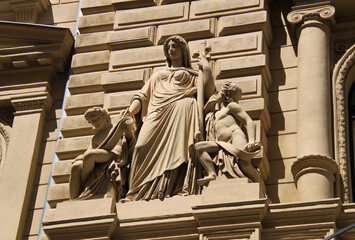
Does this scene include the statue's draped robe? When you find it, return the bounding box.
[126,68,201,201]
[77,117,135,200]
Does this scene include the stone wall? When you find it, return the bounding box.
[266,1,298,203]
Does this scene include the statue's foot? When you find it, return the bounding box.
[197,175,216,186]
[119,198,131,203]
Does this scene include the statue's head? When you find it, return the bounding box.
[163,35,192,68]
[84,107,111,129]
[221,82,242,103]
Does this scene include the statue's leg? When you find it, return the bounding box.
[69,160,83,200]
[81,149,116,182]
[195,141,219,185]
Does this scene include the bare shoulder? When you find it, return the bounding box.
[227,102,242,112]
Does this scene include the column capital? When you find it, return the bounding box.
[287,5,335,27]
[11,92,53,115]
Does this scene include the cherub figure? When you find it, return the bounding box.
[69,107,135,201]
[195,82,262,186]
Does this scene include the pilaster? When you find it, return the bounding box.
[0,92,52,240]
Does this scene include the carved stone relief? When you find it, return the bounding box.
[0,122,9,167]
[69,35,264,202]
[333,43,355,202]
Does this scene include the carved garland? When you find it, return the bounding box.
[334,44,355,203]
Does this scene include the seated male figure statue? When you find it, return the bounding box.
[70,107,135,200]
[195,82,262,186]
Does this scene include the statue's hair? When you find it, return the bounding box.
[84,107,110,124]
[163,35,192,68]
[221,81,242,103]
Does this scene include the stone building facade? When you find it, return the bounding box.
[0,0,355,239]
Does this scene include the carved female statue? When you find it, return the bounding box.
[123,35,215,201]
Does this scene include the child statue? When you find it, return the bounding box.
[195,81,262,186]
[69,107,135,201]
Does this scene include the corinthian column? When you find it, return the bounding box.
[287,5,338,201]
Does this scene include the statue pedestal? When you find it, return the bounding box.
[114,179,268,239]
[42,198,117,240]
[201,178,265,204]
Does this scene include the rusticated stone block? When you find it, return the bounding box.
[104,92,137,111]
[215,75,268,104]
[68,71,105,95]
[268,133,297,160]
[239,97,270,131]
[267,158,297,184]
[64,92,104,116]
[189,32,262,60]
[110,46,165,71]
[190,0,264,19]
[215,54,271,88]
[52,160,72,184]
[75,31,110,53]
[61,115,94,138]
[101,68,150,92]
[71,50,110,74]
[112,0,157,10]
[108,26,155,50]
[81,0,114,15]
[47,183,69,208]
[56,136,92,160]
[160,0,186,3]
[114,3,189,29]
[218,11,272,45]
[270,67,297,92]
[269,88,297,114]
[156,19,216,44]
[78,12,115,34]
[269,46,297,70]
[269,111,297,136]
[52,2,79,23]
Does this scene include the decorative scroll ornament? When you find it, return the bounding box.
[333,44,355,203]
[287,5,335,25]
[0,122,10,166]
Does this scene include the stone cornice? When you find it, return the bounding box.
[287,5,335,26]
[0,21,74,73]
